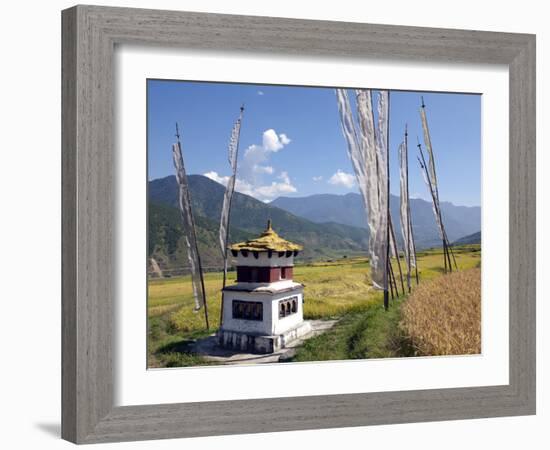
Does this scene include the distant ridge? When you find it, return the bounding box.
[453,231,481,245]
[271,192,481,248]
[148,175,370,272]
[147,175,481,274]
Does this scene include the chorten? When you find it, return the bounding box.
[217,220,311,353]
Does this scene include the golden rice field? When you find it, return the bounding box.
[147,245,481,367]
[400,267,481,356]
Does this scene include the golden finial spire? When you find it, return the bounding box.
[266,219,272,231]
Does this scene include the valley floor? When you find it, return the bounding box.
[147,245,481,368]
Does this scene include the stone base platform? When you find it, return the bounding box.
[188,320,337,364]
[217,321,312,354]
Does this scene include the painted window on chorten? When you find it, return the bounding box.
[232,300,263,321]
[279,296,299,318]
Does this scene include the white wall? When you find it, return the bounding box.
[0,1,547,449]
[222,290,303,335]
[272,292,303,335]
[222,292,275,335]
[234,251,295,267]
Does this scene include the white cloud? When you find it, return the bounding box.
[204,171,259,197]
[262,129,290,152]
[205,169,296,202]
[239,171,296,202]
[279,133,291,145]
[328,170,356,189]
[253,165,274,174]
[312,175,323,182]
[243,144,264,161]
[242,130,291,177]
[204,171,229,186]
[234,179,255,196]
[257,90,264,96]
[243,129,291,166]
[254,175,297,201]
[410,192,429,201]
[205,129,295,202]
[278,171,291,184]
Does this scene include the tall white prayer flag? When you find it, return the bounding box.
[420,103,438,201]
[375,91,390,289]
[336,88,389,290]
[219,107,244,258]
[398,136,416,282]
[172,139,206,312]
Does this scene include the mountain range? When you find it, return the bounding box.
[149,175,369,273]
[452,231,481,245]
[148,175,481,274]
[271,192,481,248]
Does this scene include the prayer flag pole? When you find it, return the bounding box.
[219,105,245,327]
[172,123,209,329]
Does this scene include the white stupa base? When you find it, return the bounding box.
[217,321,312,354]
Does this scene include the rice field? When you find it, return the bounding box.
[400,267,481,356]
[147,245,481,367]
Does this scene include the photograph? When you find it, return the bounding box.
[146,80,482,368]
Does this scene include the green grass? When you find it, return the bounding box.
[290,297,414,362]
[148,245,481,367]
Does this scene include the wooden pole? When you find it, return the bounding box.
[442,227,459,270]
[186,191,209,329]
[417,143,451,276]
[384,91,391,309]
[384,203,391,307]
[449,244,458,270]
[387,252,398,300]
[389,215,405,296]
[443,240,449,273]
[370,91,389,310]
[387,259,392,300]
[404,125,419,289]
[219,105,245,328]
[403,124,411,292]
[384,241,390,307]
[197,256,209,330]
[411,232,420,285]
[176,123,209,330]
[222,104,245,289]
[419,98,458,273]
[390,258,399,299]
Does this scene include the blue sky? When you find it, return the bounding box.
[148,80,481,207]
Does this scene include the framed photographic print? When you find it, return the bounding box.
[145,80,483,368]
[62,5,536,444]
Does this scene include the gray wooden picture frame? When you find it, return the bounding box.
[61,5,536,444]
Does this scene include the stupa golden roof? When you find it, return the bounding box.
[230,220,303,252]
